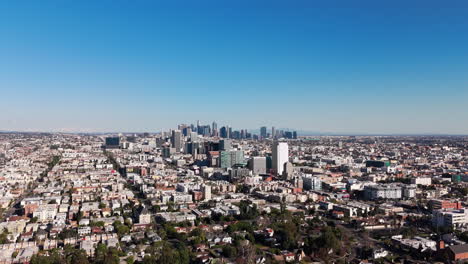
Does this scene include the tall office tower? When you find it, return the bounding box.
[182,126,191,137]
[186,142,201,156]
[171,130,183,151]
[220,126,228,138]
[178,124,189,131]
[228,126,232,139]
[240,129,246,139]
[219,150,244,168]
[202,184,211,201]
[283,162,294,180]
[162,147,176,158]
[260,126,267,139]
[212,121,218,136]
[272,141,288,175]
[219,139,231,151]
[232,131,240,139]
[272,127,276,139]
[197,120,202,134]
[184,142,192,155]
[199,125,210,137]
[292,131,297,139]
[248,157,267,175]
[190,132,198,142]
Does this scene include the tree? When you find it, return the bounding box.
[162,223,186,241]
[304,226,342,257]
[189,228,206,245]
[91,221,105,228]
[151,241,190,264]
[319,226,341,251]
[0,230,9,244]
[30,254,55,264]
[103,247,120,264]
[172,241,190,264]
[236,240,256,264]
[142,255,157,264]
[113,220,130,237]
[402,226,417,238]
[75,211,83,222]
[94,243,108,264]
[459,231,468,243]
[222,245,237,258]
[125,256,135,264]
[151,205,161,213]
[30,249,64,264]
[59,228,78,240]
[273,218,299,250]
[69,250,90,264]
[226,221,255,234]
[238,200,259,220]
[94,244,120,264]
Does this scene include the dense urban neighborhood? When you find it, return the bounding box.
[0,126,467,264]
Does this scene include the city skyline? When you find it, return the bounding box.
[2,126,467,136]
[1,1,468,134]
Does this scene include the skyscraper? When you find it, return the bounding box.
[240,129,246,139]
[249,156,267,175]
[219,150,244,168]
[283,162,294,180]
[260,126,267,139]
[212,121,218,136]
[190,132,198,142]
[182,126,191,137]
[272,127,276,139]
[219,139,231,151]
[202,184,211,201]
[202,125,211,137]
[220,126,228,138]
[196,120,202,134]
[171,130,183,151]
[272,141,288,175]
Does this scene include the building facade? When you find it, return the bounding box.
[272,141,288,175]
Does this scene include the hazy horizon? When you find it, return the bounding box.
[1,127,467,137]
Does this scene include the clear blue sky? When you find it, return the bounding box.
[0,1,467,134]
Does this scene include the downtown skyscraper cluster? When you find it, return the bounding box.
[176,121,298,141]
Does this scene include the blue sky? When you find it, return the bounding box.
[0,1,467,134]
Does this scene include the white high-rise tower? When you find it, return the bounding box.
[272,141,288,175]
[202,184,211,201]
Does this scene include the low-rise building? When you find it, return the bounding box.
[432,209,468,228]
